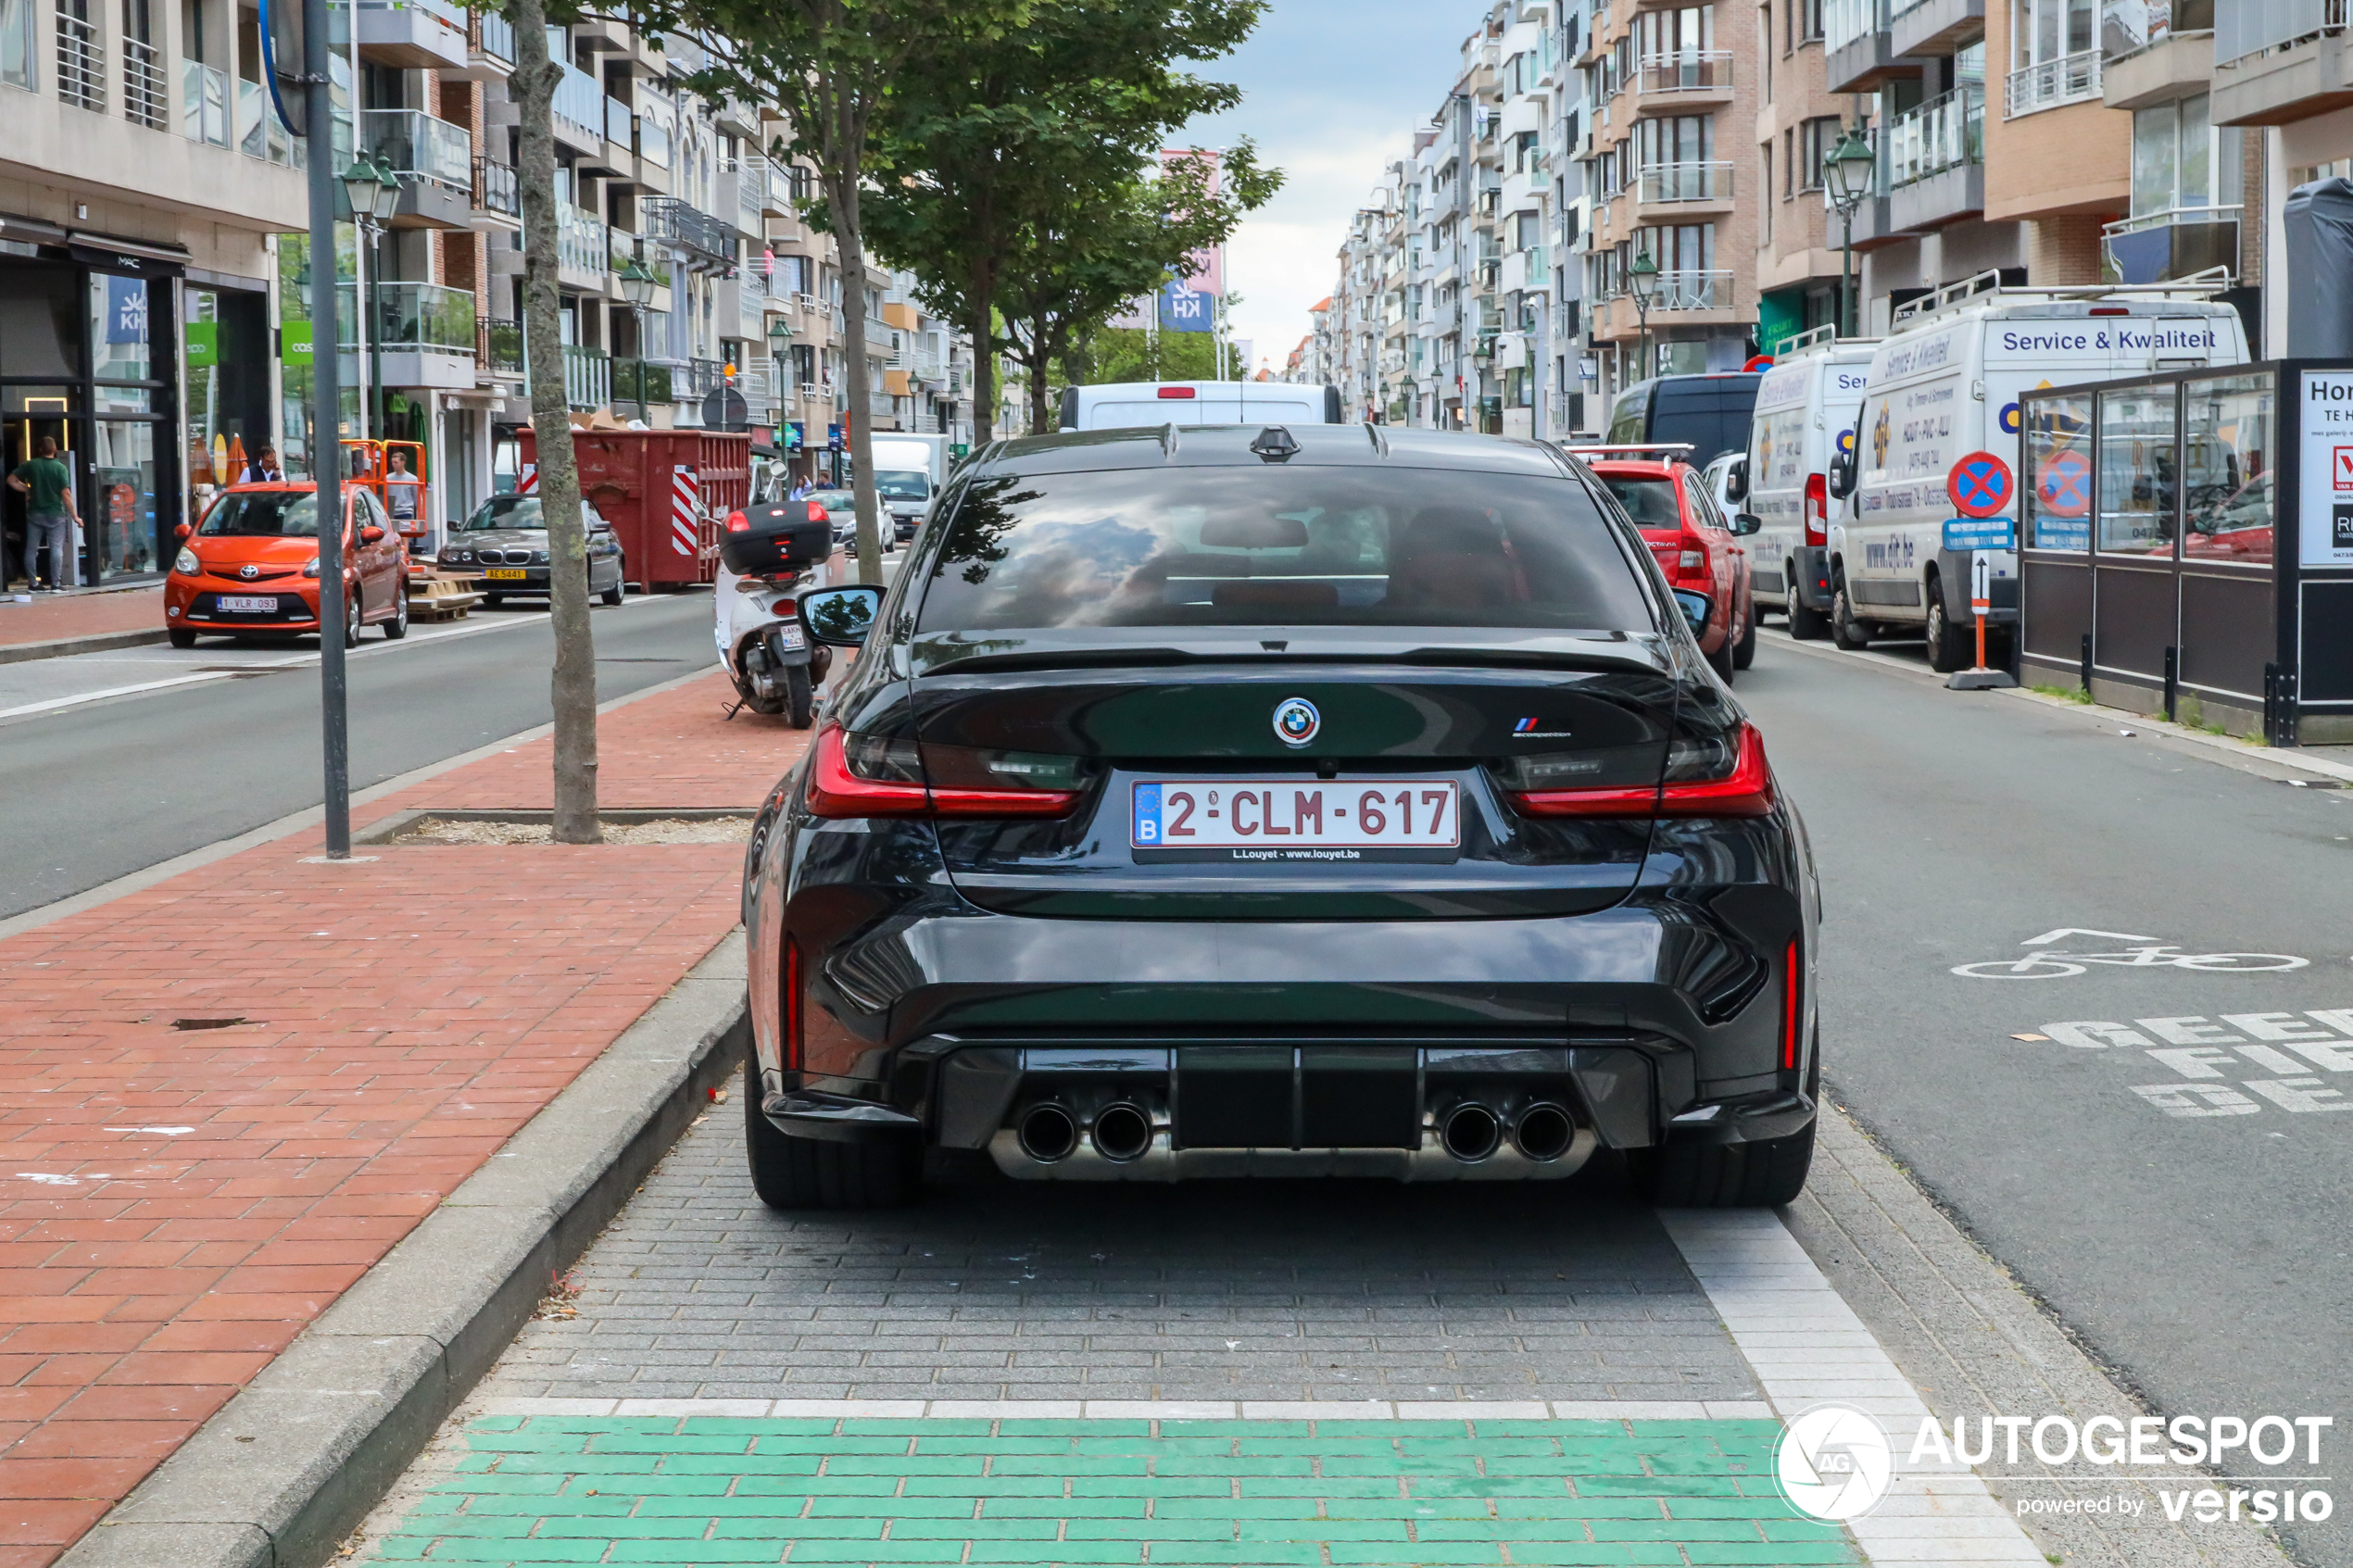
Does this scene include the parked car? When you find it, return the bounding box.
[1579,447,1757,683]
[739,422,1819,1212]
[437,495,626,607]
[1832,269,2247,668]
[1605,372,1763,465]
[165,482,409,647]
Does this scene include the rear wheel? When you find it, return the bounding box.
[1830,582,1871,650]
[1923,583,1971,672]
[783,665,814,729]
[1786,562,1830,640]
[599,562,623,607]
[168,628,198,649]
[1706,621,1736,684]
[382,580,409,639]
[343,594,362,649]
[743,1052,921,1210]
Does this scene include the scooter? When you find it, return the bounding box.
[715,499,837,728]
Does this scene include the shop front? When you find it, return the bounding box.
[0,240,187,586]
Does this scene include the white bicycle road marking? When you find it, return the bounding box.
[1954,928,2309,980]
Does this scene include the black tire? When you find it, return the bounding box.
[484,591,504,607]
[382,581,409,639]
[599,567,623,608]
[1786,563,1831,641]
[1830,582,1871,650]
[743,1052,921,1210]
[1731,594,1758,671]
[1706,622,1736,684]
[168,628,198,649]
[343,593,362,649]
[1923,582,1970,672]
[1633,1117,1816,1207]
[783,665,814,729]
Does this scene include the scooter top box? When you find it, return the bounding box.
[720,501,833,577]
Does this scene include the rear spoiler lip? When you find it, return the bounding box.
[909,633,1672,679]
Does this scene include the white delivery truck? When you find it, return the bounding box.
[863,433,953,541]
[1058,381,1344,432]
[1830,270,2247,670]
[1740,326,1875,641]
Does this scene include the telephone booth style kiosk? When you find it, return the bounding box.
[2018,361,2353,746]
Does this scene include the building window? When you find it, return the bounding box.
[2133,93,2238,217]
[1782,127,1794,198]
[1797,0,1823,42]
[1762,148,1774,240]
[1798,116,1843,191]
[57,0,101,109]
[2017,0,2095,68]
[2,0,32,87]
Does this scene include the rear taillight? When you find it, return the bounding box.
[1803,473,1828,546]
[806,724,1083,820]
[1157,386,1197,399]
[1511,722,1776,820]
[727,510,749,532]
[1676,544,1706,579]
[808,504,828,522]
[1781,935,1803,1072]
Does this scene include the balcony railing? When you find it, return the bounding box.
[2218,0,2336,66]
[1825,0,1890,52]
[564,345,610,411]
[2006,47,2102,116]
[612,360,673,410]
[182,58,227,144]
[481,318,522,375]
[1637,160,1733,202]
[1640,270,1733,310]
[2106,1,2214,61]
[677,358,724,400]
[605,93,632,149]
[339,282,476,356]
[1887,82,1982,186]
[57,7,100,110]
[557,205,609,279]
[552,61,600,144]
[643,196,734,266]
[1636,50,1732,93]
[122,36,163,127]
[365,107,471,191]
[2102,204,2242,282]
[473,8,513,62]
[473,157,518,217]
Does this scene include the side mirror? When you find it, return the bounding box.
[359,525,386,544]
[175,522,193,540]
[1672,589,1711,634]
[799,583,884,646]
[1827,448,1856,501]
[1725,457,1749,503]
[1731,512,1763,536]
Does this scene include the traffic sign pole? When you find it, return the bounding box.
[1970,549,1991,671]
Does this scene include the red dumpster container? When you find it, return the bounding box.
[518,426,751,589]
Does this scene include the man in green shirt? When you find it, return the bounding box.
[7,436,77,591]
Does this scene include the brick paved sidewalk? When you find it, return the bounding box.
[0,671,806,1567]
[0,587,164,652]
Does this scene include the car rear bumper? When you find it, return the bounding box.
[752,897,1814,1180]
[1792,546,1833,611]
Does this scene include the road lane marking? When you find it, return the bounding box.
[471,1396,1778,1420]
[2014,1010,2353,1121]
[1955,930,2308,979]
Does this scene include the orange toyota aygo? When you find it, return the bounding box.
[166,482,411,648]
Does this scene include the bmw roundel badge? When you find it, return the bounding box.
[1273,696,1320,747]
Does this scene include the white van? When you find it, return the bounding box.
[1741,328,1875,640]
[1831,270,2247,670]
[865,433,952,538]
[1058,381,1343,432]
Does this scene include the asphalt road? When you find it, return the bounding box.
[0,592,720,921]
[1739,629,2353,1568]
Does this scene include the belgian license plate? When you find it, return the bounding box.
[1132,779,1461,859]
[216,595,276,613]
[484,568,528,581]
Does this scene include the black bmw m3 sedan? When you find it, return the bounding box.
[738,422,1820,1210]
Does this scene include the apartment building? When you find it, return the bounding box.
[1755,0,1857,347]
[0,1,968,587]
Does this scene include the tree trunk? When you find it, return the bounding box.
[1022,320,1053,435]
[966,253,995,445]
[513,0,598,844]
[825,171,883,586]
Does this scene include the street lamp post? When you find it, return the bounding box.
[1628,249,1659,384]
[1825,127,1876,341]
[340,150,403,445]
[618,257,660,422]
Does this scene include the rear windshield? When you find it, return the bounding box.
[200,491,318,537]
[1649,385,1757,465]
[1598,474,1682,530]
[915,467,1656,633]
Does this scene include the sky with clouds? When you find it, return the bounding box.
[1181,0,1484,378]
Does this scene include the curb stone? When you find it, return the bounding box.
[0,628,170,665]
[55,930,750,1568]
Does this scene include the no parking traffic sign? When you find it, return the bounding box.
[2036,448,2092,518]
[1948,450,2015,520]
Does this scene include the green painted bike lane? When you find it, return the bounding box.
[371,1413,1856,1567]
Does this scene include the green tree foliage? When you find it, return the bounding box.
[861,0,1265,444]
[1000,145,1279,433]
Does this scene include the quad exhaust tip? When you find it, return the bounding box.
[1440,1102,1503,1162]
[1513,1102,1575,1162]
[1016,1103,1079,1162]
[1089,1102,1153,1163]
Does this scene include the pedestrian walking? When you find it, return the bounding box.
[239,445,287,483]
[6,437,77,592]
